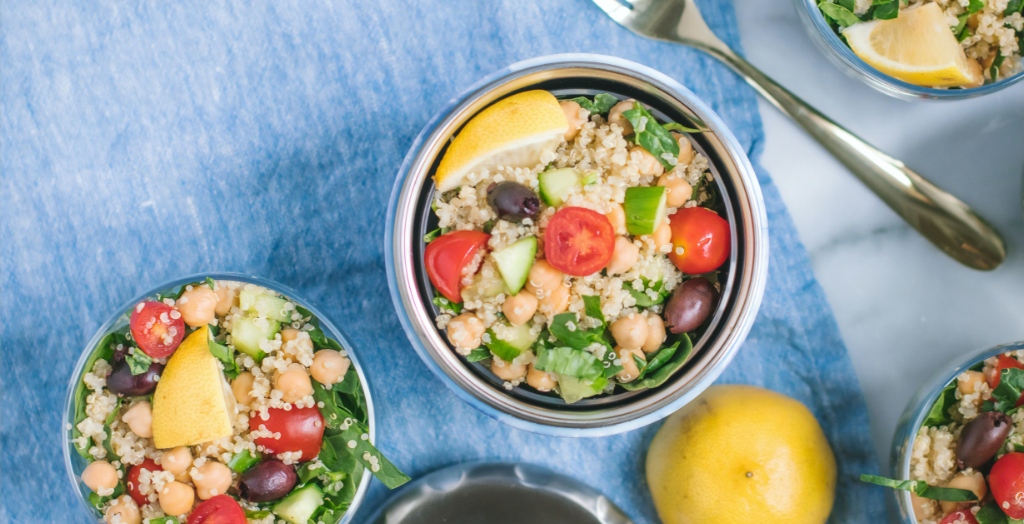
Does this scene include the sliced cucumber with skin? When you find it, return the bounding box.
[538,168,581,206]
[272,483,323,524]
[460,259,508,303]
[624,186,668,235]
[230,316,280,361]
[491,236,537,294]
[485,321,537,362]
[239,290,293,322]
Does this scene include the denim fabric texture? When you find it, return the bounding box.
[1,0,885,522]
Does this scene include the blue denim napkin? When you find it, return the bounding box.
[1,0,884,522]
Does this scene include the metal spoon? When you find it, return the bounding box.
[592,0,1006,270]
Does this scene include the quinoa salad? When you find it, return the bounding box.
[861,351,1024,524]
[69,279,408,524]
[423,90,731,404]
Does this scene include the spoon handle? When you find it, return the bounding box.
[696,46,1005,270]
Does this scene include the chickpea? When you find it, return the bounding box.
[616,347,646,383]
[965,59,984,89]
[104,496,141,524]
[275,365,313,403]
[538,283,570,316]
[647,221,672,252]
[82,460,119,493]
[231,372,256,406]
[159,447,193,477]
[671,132,696,166]
[158,481,195,516]
[610,313,649,350]
[502,291,539,326]
[604,202,627,235]
[957,370,987,395]
[193,461,232,500]
[657,173,694,208]
[606,236,640,276]
[607,100,635,136]
[526,364,557,392]
[491,357,527,382]
[525,260,564,295]
[910,493,938,523]
[642,314,667,353]
[311,349,351,385]
[281,328,314,357]
[122,401,153,439]
[176,286,218,328]
[447,313,485,349]
[940,472,987,514]
[560,100,587,141]
[630,146,664,177]
[213,284,237,316]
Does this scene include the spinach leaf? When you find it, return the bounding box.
[637,341,680,380]
[619,334,693,391]
[954,13,972,42]
[1005,0,1023,16]
[991,367,1024,412]
[968,0,985,13]
[330,354,361,395]
[87,482,125,513]
[872,0,899,20]
[432,291,463,315]
[566,93,619,115]
[319,434,359,473]
[662,122,702,133]
[106,397,122,426]
[819,2,861,26]
[837,0,855,10]
[227,449,261,473]
[582,295,604,325]
[622,102,680,171]
[73,332,118,459]
[465,348,490,362]
[336,422,411,489]
[534,347,605,381]
[314,380,356,430]
[155,285,187,302]
[549,313,598,349]
[976,501,1009,524]
[206,277,216,291]
[922,382,957,426]
[297,462,328,485]
[208,336,240,380]
[148,517,181,524]
[628,277,669,307]
[243,509,272,519]
[859,474,978,501]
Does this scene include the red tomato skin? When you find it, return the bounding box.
[989,355,1024,389]
[249,405,325,461]
[990,453,1024,519]
[424,230,490,303]
[188,494,247,524]
[939,510,979,524]
[667,207,731,274]
[126,458,163,507]
[544,207,615,277]
[129,301,186,358]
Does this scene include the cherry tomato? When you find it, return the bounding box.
[249,405,324,461]
[939,510,979,524]
[129,301,186,358]
[667,207,730,274]
[424,230,490,303]
[126,458,163,507]
[544,207,615,277]
[990,453,1024,519]
[989,355,1024,389]
[188,494,247,524]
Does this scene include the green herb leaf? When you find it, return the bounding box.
[638,341,680,380]
[990,51,1005,82]
[105,397,122,426]
[1005,0,1023,16]
[662,122,703,134]
[991,367,1024,412]
[465,348,490,362]
[534,347,605,381]
[859,474,978,501]
[243,509,271,519]
[922,382,958,427]
[125,351,153,376]
[631,353,648,377]
[566,93,619,115]
[620,334,693,391]
[227,449,261,473]
[627,277,669,308]
[967,0,985,13]
[208,334,240,381]
[954,12,972,42]
[482,219,496,234]
[976,501,1010,524]
[206,277,216,291]
[622,102,680,171]
[582,295,605,325]
[423,228,442,243]
[548,313,598,350]
[431,291,463,315]
[819,2,861,26]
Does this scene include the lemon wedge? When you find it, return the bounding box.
[844,3,982,87]
[152,326,234,449]
[434,90,568,192]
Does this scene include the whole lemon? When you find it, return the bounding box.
[646,385,836,524]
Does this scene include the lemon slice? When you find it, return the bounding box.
[844,3,981,87]
[434,90,568,192]
[152,326,234,449]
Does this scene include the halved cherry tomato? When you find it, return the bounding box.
[544,207,614,276]
[126,458,163,507]
[989,355,1024,389]
[990,453,1024,519]
[129,301,185,358]
[249,405,324,461]
[188,494,247,524]
[424,230,490,303]
[667,207,730,274]
[939,509,979,524]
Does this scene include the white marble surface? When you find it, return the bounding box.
[733,0,1024,472]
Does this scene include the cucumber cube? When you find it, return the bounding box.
[484,321,537,362]
[491,236,537,294]
[230,316,280,361]
[624,186,667,235]
[273,483,324,524]
[239,290,293,322]
[538,168,581,207]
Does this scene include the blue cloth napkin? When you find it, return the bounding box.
[1,0,885,522]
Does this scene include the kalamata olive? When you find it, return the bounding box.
[486,181,540,222]
[238,459,297,503]
[957,411,1013,469]
[664,277,719,334]
[106,359,164,397]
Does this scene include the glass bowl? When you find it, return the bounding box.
[62,272,375,523]
[793,0,1024,100]
[385,54,770,437]
[890,341,1024,522]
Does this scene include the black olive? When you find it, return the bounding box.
[486,181,540,222]
[957,411,1013,469]
[664,278,719,334]
[239,459,297,503]
[106,359,164,397]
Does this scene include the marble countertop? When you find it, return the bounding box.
[734,0,1024,476]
